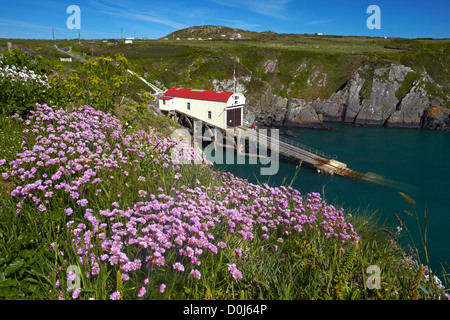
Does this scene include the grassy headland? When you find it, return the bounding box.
[2,30,448,106]
[0,32,449,300]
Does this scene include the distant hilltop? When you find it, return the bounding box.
[160,25,337,41]
[160,25,279,41]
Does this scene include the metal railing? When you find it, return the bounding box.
[279,135,337,160]
[244,129,337,160]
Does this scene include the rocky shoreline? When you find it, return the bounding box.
[221,63,450,132]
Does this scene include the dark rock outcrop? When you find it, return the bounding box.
[422,106,450,131]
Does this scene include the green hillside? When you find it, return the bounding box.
[1,26,448,109]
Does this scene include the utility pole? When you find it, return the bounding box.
[52,27,55,41]
[121,28,123,40]
[78,29,80,40]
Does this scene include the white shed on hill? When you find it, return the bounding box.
[159,88,245,130]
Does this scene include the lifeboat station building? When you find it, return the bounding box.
[158,88,245,130]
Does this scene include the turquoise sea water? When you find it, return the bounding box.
[210,123,450,275]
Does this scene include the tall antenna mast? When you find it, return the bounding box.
[233,61,236,93]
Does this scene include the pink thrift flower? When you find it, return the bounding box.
[218,242,227,249]
[227,264,243,280]
[67,270,77,282]
[173,262,185,272]
[77,199,88,207]
[72,288,81,299]
[138,287,146,298]
[138,190,147,197]
[110,291,121,300]
[159,284,166,293]
[65,208,73,215]
[191,269,201,280]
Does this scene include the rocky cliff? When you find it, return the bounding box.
[214,63,449,131]
[150,27,449,131]
[311,63,448,129]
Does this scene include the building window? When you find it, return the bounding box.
[163,100,166,105]
[207,111,212,119]
[187,102,190,110]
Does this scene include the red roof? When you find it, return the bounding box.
[163,88,234,102]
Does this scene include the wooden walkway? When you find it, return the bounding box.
[229,126,372,180]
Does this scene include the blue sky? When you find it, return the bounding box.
[0,0,449,39]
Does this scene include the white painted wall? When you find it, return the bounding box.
[159,92,245,130]
[226,93,245,108]
[171,97,228,129]
[158,98,176,111]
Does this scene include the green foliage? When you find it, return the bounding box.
[0,49,69,116]
[63,54,138,113]
[396,71,421,101]
[0,36,449,301]
[333,241,359,300]
[409,264,423,300]
[0,193,54,299]
[0,110,447,300]
[0,112,24,169]
[116,270,123,300]
[0,48,50,74]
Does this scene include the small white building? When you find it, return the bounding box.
[230,33,245,40]
[159,88,245,130]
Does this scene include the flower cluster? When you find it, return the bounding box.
[0,64,50,88]
[1,103,359,299]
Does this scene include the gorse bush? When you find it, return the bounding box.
[64,54,140,113]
